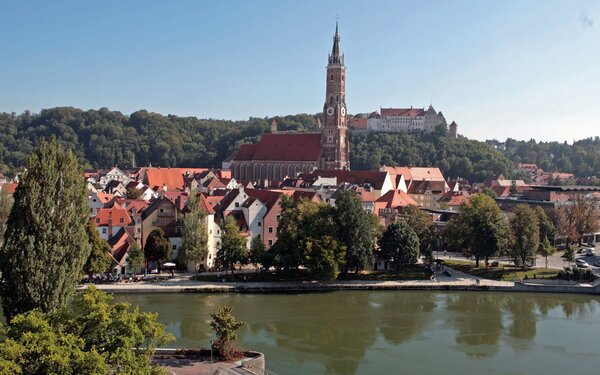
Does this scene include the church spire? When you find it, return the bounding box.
[328,20,344,65]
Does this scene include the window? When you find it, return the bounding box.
[258,221,261,227]
[93,198,97,202]
[276,215,280,221]
[235,202,240,208]
[172,245,177,250]
[268,240,273,246]
[102,228,107,234]
[120,218,124,223]
[330,74,333,81]
[268,227,273,233]
[258,234,261,239]
[159,208,164,213]
[90,208,93,213]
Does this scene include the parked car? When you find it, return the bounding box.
[593,261,600,267]
[584,248,596,256]
[575,259,589,268]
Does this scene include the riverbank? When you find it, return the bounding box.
[80,271,600,295]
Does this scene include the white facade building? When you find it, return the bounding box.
[367,105,447,133]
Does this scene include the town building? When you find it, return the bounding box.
[227,22,350,183]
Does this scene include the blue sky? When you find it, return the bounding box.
[1,0,598,142]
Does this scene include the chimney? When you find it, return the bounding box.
[271,119,278,133]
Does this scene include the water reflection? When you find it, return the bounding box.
[114,292,600,375]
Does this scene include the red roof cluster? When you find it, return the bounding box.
[380,108,424,117]
[235,133,322,162]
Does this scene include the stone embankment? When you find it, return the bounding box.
[81,273,600,295]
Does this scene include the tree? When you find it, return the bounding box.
[249,235,266,269]
[269,195,304,270]
[444,194,509,267]
[0,139,91,321]
[379,220,420,276]
[0,286,173,374]
[144,229,172,272]
[127,243,144,273]
[217,216,248,274]
[210,305,245,360]
[334,190,380,274]
[538,237,555,269]
[534,206,556,245]
[400,205,437,261]
[83,220,112,276]
[126,187,142,200]
[178,193,208,274]
[0,188,11,248]
[509,205,540,269]
[561,195,599,247]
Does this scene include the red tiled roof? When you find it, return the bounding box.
[245,189,283,211]
[1,183,18,195]
[112,198,149,215]
[408,167,446,182]
[375,190,417,209]
[381,108,424,117]
[438,191,471,206]
[408,180,447,194]
[142,167,208,191]
[108,227,136,264]
[95,206,133,226]
[233,144,259,161]
[236,133,322,162]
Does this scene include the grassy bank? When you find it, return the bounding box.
[443,259,559,281]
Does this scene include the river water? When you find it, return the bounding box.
[116,291,600,375]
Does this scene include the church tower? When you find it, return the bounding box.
[320,21,350,170]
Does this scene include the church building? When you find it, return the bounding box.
[227,23,350,183]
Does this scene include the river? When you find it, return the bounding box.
[115,291,600,375]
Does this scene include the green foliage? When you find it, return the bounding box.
[217,216,248,274]
[351,130,514,182]
[509,204,540,269]
[445,194,509,267]
[0,188,11,248]
[0,108,318,172]
[127,243,144,273]
[249,236,267,268]
[178,193,208,273]
[84,220,112,276]
[534,206,556,244]
[556,267,597,282]
[126,187,142,200]
[538,237,555,268]
[0,286,173,374]
[334,190,380,273]
[210,305,245,361]
[562,247,575,263]
[379,220,420,275]
[560,195,599,246]
[0,139,91,321]
[499,136,600,177]
[270,198,346,280]
[144,229,172,271]
[399,205,437,260]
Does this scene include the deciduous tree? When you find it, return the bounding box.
[217,216,248,274]
[379,220,420,276]
[144,229,172,272]
[127,243,144,273]
[210,305,245,360]
[83,220,111,277]
[0,139,91,321]
[334,190,380,274]
[178,193,208,273]
[509,204,540,269]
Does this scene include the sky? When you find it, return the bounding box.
[1,0,599,142]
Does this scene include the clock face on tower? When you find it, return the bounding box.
[327,107,334,116]
[340,107,346,117]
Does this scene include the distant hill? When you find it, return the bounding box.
[1,107,597,182]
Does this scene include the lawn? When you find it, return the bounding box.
[442,259,560,281]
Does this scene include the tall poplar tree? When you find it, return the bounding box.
[0,139,91,321]
[178,192,208,273]
[217,216,248,274]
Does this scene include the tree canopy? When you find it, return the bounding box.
[178,193,208,273]
[0,286,173,374]
[144,229,172,271]
[0,139,91,321]
[217,216,248,274]
[379,220,420,275]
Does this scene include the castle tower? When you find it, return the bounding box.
[320,21,350,170]
[449,121,458,139]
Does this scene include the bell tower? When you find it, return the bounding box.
[320,21,350,170]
